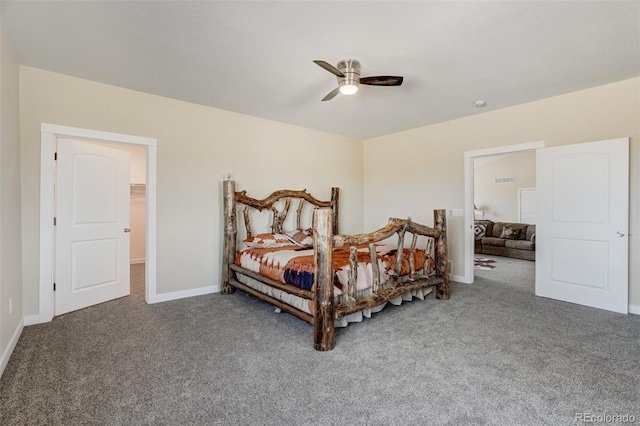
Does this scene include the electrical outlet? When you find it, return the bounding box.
[9,297,13,315]
[447,261,453,273]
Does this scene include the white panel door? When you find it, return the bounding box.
[55,138,131,315]
[518,188,537,224]
[535,138,629,313]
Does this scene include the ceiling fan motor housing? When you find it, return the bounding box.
[337,59,361,89]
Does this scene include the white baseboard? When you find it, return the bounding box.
[130,258,146,265]
[450,274,467,283]
[23,314,44,326]
[150,284,220,304]
[629,304,640,315]
[0,318,24,378]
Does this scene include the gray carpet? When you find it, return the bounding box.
[1,259,639,425]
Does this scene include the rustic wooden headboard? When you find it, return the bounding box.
[233,187,339,237]
[221,179,339,293]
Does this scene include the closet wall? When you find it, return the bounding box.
[128,146,146,264]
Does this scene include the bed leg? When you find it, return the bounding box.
[434,209,450,300]
[313,208,335,351]
[222,179,237,294]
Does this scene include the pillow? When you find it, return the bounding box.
[285,229,314,247]
[473,224,486,238]
[243,233,295,248]
[500,225,521,240]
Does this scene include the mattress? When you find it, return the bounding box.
[234,243,434,295]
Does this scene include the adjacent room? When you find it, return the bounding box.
[473,150,536,276]
[1,1,639,425]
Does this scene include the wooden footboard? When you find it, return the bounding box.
[221,179,449,351]
[312,208,449,351]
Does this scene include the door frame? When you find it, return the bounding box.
[38,123,158,323]
[463,141,545,284]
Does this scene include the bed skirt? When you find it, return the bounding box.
[235,272,433,327]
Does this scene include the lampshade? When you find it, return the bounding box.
[474,204,484,219]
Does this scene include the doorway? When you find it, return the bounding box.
[463,141,545,284]
[517,188,536,224]
[37,124,158,323]
[472,150,537,289]
[87,140,148,300]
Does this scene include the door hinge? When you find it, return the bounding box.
[53,217,56,226]
[54,152,57,161]
[53,283,56,291]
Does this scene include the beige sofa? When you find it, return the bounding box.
[474,220,535,261]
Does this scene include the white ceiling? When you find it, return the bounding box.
[2,1,639,139]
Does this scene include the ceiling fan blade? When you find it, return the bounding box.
[359,76,404,86]
[321,87,340,102]
[314,60,345,77]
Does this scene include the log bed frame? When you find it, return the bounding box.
[222,179,450,351]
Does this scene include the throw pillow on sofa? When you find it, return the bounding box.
[500,225,522,240]
[474,224,487,238]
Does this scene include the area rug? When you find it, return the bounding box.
[474,257,497,270]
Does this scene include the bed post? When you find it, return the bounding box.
[434,209,450,300]
[222,179,237,294]
[313,207,335,351]
[331,187,339,235]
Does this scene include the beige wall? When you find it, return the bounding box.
[19,66,364,316]
[474,151,536,223]
[0,20,24,371]
[363,78,640,305]
[13,66,640,318]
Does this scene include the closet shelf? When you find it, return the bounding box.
[130,183,146,195]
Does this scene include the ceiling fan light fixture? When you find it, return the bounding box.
[314,58,402,101]
[337,58,360,95]
[339,83,359,95]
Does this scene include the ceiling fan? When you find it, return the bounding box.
[313,59,404,101]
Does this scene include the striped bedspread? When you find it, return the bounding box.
[234,244,434,295]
